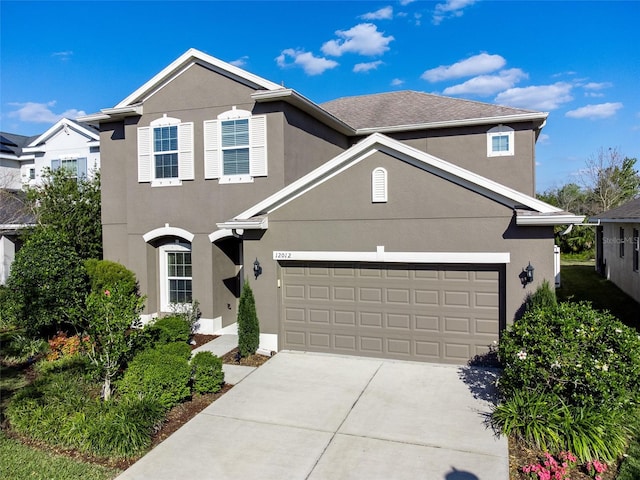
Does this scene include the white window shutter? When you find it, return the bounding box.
[137,127,152,182]
[372,167,387,203]
[249,115,267,177]
[204,120,221,179]
[178,122,194,180]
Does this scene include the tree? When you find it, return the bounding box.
[237,281,259,358]
[581,148,640,213]
[5,227,88,337]
[85,280,145,401]
[26,167,102,260]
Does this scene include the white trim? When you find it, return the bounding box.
[217,218,268,230]
[143,225,194,243]
[23,118,99,152]
[208,228,235,243]
[272,248,510,264]
[594,218,640,223]
[231,133,562,223]
[371,167,388,203]
[487,125,514,157]
[516,214,585,226]
[158,243,192,313]
[116,49,282,109]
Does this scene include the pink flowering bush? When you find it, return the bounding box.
[522,451,577,480]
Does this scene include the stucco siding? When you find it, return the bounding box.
[600,222,640,303]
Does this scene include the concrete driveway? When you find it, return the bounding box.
[116,351,507,480]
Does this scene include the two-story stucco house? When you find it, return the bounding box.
[79,48,582,364]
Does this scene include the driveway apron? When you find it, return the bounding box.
[116,351,507,480]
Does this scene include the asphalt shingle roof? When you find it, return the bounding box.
[592,197,640,221]
[320,90,542,130]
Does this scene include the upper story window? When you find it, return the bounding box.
[204,107,267,184]
[487,125,514,157]
[138,115,194,187]
[51,156,87,179]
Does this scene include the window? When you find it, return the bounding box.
[51,157,87,179]
[487,125,514,157]
[371,167,388,203]
[221,119,250,175]
[204,107,267,183]
[159,243,192,311]
[29,168,35,180]
[633,229,639,272]
[620,227,625,257]
[138,115,193,186]
[154,126,178,179]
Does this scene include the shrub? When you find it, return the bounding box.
[5,227,88,337]
[156,341,192,360]
[152,315,191,344]
[6,367,164,459]
[119,348,190,410]
[525,279,557,313]
[85,259,138,296]
[237,282,259,357]
[1,332,49,364]
[46,332,90,361]
[191,351,224,394]
[498,301,640,412]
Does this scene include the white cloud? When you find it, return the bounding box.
[565,102,623,119]
[494,82,574,110]
[361,6,393,20]
[52,51,73,61]
[7,101,86,123]
[538,133,550,144]
[353,60,384,73]
[391,78,405,86]
[433,0,477,25]
[583,82,612,90]
[321,23,394,57]
[421,53,506,82]
[230,56,249,67]
[400,0,416,5]
[276,49,338,76]
[443,68,528,96]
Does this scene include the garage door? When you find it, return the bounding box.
[280,262,500,364]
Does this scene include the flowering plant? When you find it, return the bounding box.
[522,451,577,480]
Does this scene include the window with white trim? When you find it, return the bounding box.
[159,242,192,312]
[138,115,194,186]
[51,157,87,179]
[204,107,267,184]
[371,167,388,203]
[487,125,514,157]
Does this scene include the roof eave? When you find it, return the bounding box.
[516,215,586,226]
[252,89,356,136]
[77,105,143,124]
[590,217,640,223]
[216,218,269,230]
[354,112,549,135]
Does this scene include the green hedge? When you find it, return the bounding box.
[191,351,224,394]
[118,348,190,410]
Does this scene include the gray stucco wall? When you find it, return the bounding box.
[600,222,640,303]
[243,150,555,337]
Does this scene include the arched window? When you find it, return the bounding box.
[372,167,388,203]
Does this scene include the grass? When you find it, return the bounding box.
[0,431,120,480]
[557,259,640,328]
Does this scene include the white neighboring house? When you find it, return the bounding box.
[0,118,100,284]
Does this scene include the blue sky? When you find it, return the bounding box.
[1,0,638,192]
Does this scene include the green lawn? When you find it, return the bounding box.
[557,261,640,329]
[0,431,120,480]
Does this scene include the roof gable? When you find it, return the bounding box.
[115,48,282,108]
[221,133,581,229]
[25,118,98,151]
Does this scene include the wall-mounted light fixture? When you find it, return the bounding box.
[253,258,262,279]
[520,262,534,287]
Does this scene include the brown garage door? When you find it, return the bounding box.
[279,262,500,364]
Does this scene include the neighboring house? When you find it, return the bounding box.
[0,118,100,284]
[79,48,582,364]
[591,197,640,303]
[0,118,100,189]
[0,189,35,284]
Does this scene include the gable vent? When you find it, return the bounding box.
[372,167,388,203]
